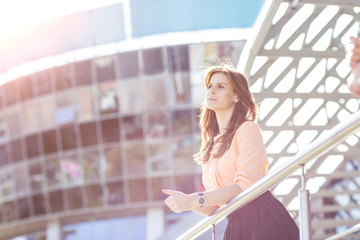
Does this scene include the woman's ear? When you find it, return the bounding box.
[234,97,239,103]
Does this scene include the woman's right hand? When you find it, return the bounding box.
[163,189,197,213]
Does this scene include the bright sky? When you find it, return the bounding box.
[0,0,123,39]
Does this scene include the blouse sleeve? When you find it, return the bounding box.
[233,122,269,191]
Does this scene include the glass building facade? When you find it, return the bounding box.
[0,38,246,239]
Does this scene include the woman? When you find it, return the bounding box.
[349,36,360,97]
[163,62,299,239]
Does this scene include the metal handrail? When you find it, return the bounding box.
[176,110,360,240]
[326,223,360,240]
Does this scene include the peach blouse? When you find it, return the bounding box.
[202,121,269,193]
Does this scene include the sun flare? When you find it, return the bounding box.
[0,0,123,39]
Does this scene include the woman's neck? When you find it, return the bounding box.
[215,110,233,134]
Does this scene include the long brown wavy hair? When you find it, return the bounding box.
[194,62,258,164]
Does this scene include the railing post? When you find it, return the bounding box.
[212,223,215,240]
[298,164,312,240]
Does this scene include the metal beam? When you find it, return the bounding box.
[293,0,360,8]
[259,49,346,58]
[237,0,282,74]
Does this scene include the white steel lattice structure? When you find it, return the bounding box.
[238,0,360,239]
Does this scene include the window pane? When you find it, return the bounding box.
[82,149,101,183]
[0,117,6,143]
[147,140,170,173]
[6,106,23,137]
[151,177,172,201]
[203,42,219,65]
[123,115,143,140]
[142,48,164,75]
[79,121,99,147]
[167,45,190,72]
[54,64,73,91]
[45,156,61,188]
[171,73,191,105]
[172,136,197,172]
[74,60,92,86]
[29,160,45,192]
[125,141,145,176]
[23,100,40,134]
[144,76,167,109]
[49,190,64,213]
[218,41,246,65]
[0,86,5,110]
[118,79,143,115]
[33,70,53,96]
[17,197,31,219]
[148,157,170,173]
[60,153,82,185]
[66,187,84,210]
[94,55,116,82]
[0,204,2,224]
[25,134,41,159]
[172,109,193,135]
[17,76,34,101]
[14,162,29,195]
[38,95,56,129]
[100,117,120,143]
[85,184,103,207]
[0,166,14,198]
[129,178,147,202]
[0,144,10,166]
[60,125,79,151]
[104,144,122,180]
[32,194,47,216]
[118,51,139,79]
[3,81,18,106]
[107,181,125,205]
[56,90,77,125]
[194,108,201,133]
[11,138,24,162]
[78,86,95,121]
[147,140,169,158]
[145,111,168,138]
[42,130,58,154]
[149,158,170,174]
[55,105,76,125]
[98,81,119,115]
[3,201,17,222]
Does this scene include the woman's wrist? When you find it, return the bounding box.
[189,193,200,210]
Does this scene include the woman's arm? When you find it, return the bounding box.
[192,205,219,216]
[163,184,241,216]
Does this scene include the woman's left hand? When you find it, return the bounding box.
[163,189,197,213]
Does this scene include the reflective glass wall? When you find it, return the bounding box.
[0,40,245,237]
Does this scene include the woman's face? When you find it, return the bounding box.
[206,72,238,113]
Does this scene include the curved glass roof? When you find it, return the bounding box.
[0,0,265,73]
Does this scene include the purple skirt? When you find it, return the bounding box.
[224,191,299,240]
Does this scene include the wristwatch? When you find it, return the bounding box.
[197,192,206,207]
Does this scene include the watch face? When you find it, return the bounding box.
[197,192,206,206]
